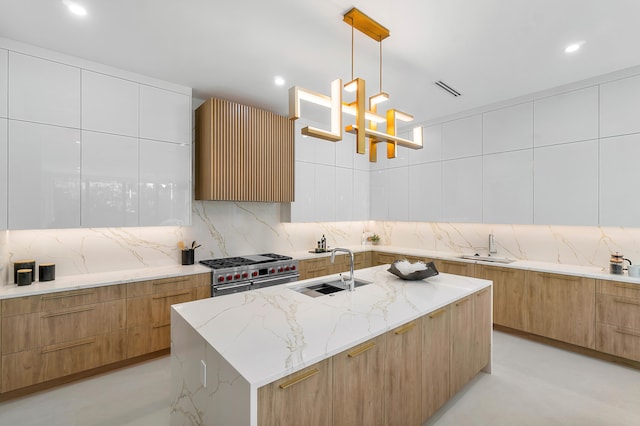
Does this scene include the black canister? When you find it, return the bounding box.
[17,269,32,286]
[181,249,195,265]
[39,263,56,282]
[14,260,36,283]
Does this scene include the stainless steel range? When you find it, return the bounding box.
[200,253,299,297]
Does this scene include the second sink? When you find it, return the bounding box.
[293,278,372,298]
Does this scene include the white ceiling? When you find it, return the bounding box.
[1,0,639,124]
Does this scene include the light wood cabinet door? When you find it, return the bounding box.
[333,334,386,426]
[435,259,475,277]
[526,271,595,348]
[595,323,640,362]
[298,257,330,280]
[385,321,422,426]
[473,288,492,373]
[373,252,401,266]
[450,295,475,396]
[422,306,450,420]
[476,264,526,330]
[258,358,332,426]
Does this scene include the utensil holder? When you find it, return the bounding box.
[181,249,195,265]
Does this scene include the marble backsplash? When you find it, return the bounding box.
[2,201,640,285]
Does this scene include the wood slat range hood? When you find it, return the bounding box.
[195,98,294,202]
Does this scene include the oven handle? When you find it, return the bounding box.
[215,282,252,291]
[252,273,300,285]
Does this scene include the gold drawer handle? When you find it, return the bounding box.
[614,298,640,307]
[477,289,490,296]
[348,341,376,358]
[613,283,638,290]
[455,298,470,307]
[539,273,578,281]
[42,306,96,318]
[152,322,171,329]
[154,278,190,287]
[394,322,417,335]
[428,309,446,319]
[43,289,96,300]
[614,328,640,338]
[41,337,96,354]
[152,291,191,300]
[279,368,319,389]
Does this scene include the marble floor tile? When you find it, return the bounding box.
[0,331,639,425]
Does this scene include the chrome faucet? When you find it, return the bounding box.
[331,248,355,291]
[488,234,497,255]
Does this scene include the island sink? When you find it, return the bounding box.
[460,254,515,264]
[293,278,372,298]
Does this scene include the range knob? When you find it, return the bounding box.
[234,273,241,280]
[226,275,233,281]
[291,265,296,271]
[218,276,225,283]
[269,268,276,274]
[252,271,258,277]
[242,272,249,279]
[278,267,284,273]
[284,266,290,271]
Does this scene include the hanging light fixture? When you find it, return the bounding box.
[289,7,423,162]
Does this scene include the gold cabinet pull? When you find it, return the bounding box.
[428,308,446,319]
[347,341,376,358]
[394,322,417,335]
[614,298,640,307]
[455,298,470,307]
[539,273,578,281]
[613,283,638,290]
[152,291,191,300]
[154,278,189,286]
[152,322,171,329]
[614,327,640,338]
[41,337,96,354]
[279,368,319,389]
[43,289,96,300]
[42,306,96,318]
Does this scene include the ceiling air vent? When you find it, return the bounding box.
[434,80,462,97]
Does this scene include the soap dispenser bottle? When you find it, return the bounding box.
[321,234,326,251]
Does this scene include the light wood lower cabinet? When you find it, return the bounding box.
[450,295,475,396]
[435,259,475,277]
[298,252,373,280]
[526,271,595,348]
[126,274,210,358]
[385,321,423,426]
[476,264,526,330]
[596,280,640,362]
[422,305,450,420]
[473,288,492,373]
[258,358,333,426]
[333,335,386,426]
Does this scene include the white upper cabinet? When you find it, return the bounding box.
[483,102,533,154]
[600,74,640,138]
[8,121,81,229]
[0,119,6,229]
[314,164,336,222]
[483,150,533,224]
[599,133,640,227]
[81,131,139,227]
[533,87,598,147]
[139,85,190,144]
[442,156,483,223]
[370,169,389,220]
[0,49,7,118]
[534,140,598,226]
[334,168,353,221]
[139,140,191,226]
[286,161,315,222]
[442,114,482,160]
[387,167,409,221]
[409,124,441,165]
[408,162,442,222]
[8,52,81,128]
[82,70,139,137]
[353,169,370,220]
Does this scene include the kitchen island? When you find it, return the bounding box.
[170,264,492,425]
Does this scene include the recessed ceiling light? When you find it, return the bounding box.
[274,76,285,86]
[63,0,87,17]
[564,41,585,54]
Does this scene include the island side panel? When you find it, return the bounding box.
[171,308,252,426]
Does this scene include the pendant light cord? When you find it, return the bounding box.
[379,39,383,92]
[351,17,355,81]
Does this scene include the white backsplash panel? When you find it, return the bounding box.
[3,201,640,285]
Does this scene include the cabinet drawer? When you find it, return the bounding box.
[126,323,170,358]
[2,300,126,355]
[1,330,126,392]
[126,275,205,298]
[2,285,125,316]
[597,280,640,300]
[373,252,399,265]
[596,294,640,330]
[127,288,196,327]
[596,323,640,362]
[353,252,372,270]
[435,260,475,277]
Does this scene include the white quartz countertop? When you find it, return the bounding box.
[171,264,492,388]
[0,264,211,300]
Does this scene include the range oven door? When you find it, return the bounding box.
[251,273,300,290]
[212,282,252,297]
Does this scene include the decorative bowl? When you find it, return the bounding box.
[387,260,439,281]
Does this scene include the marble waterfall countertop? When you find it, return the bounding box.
[171,264,492,387]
